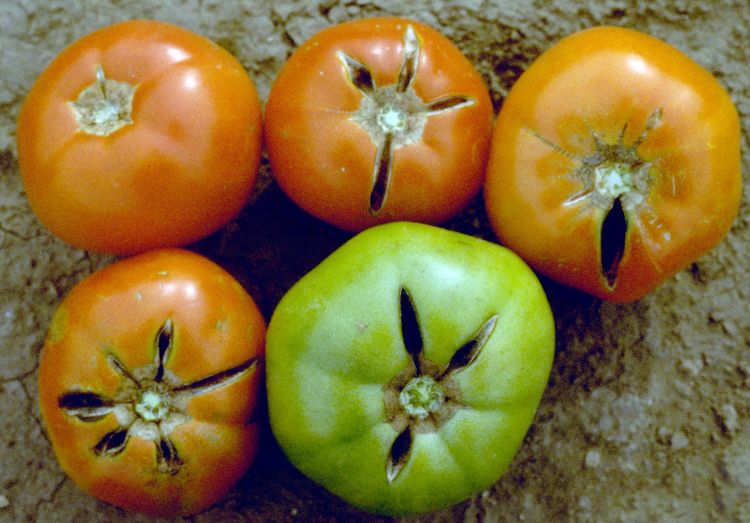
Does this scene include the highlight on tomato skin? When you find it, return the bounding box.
[16,19,263,255]
[38,249,266,517]
[264,17,494,232]
[484,25,742,302]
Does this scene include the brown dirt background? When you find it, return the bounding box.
[1,0,749,521]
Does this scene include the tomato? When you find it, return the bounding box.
[266,222,554,515]
[17,20,262,255]
[264,17,493,231]
[484,26,742,302]
[38,250,265,516]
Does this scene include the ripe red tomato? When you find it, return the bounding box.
[265,17,493,231]
[17,20,262,255]
[484,26,742,302]
[38,250,265,516]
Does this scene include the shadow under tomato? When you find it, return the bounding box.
[192,181,352,320]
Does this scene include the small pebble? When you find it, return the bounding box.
[671,431,689,450]
[738,364,750,388]
[678,358,703,376]
[0,494,9,509]
[598,416,614,432]
[718,404,739,436]
[585,449,601,468]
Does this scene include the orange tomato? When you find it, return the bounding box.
[17,20,262,255]
[38,250,265,516]
[265,17,493,231]
[484,26,741,302]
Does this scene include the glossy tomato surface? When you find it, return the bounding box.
[17,20,262,254]
[265,17,493,231]
[38,250,265,516]
[484,26,742,302]
[266,222,554,515]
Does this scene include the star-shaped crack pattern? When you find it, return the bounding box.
[382,288,498,483]
[528,108,665,286]
[57,318,257,475]
[338,25,476,215]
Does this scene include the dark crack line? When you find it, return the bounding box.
[269,9,297,50]
[0,224,32,242]
[0,374,27,386]
[17,375,52,446]
[1,363,38,385]
[32,474,67,516]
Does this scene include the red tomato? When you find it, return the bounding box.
[17,20,262,255]
[484,26,742,302]
[38,250,265,516]
[265,17,493,231]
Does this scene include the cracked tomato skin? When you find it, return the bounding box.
[264,17,493,231]
[266,222,554,515]
[17,20,262,255]
[38,250,265,517]
[484,26,742,302]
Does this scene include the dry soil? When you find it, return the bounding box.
[1,1,748,522]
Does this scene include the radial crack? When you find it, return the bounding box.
[396,25,419,92]
[173,359,257,396]
[156,435,182,475]
[425,95,475,114]
[562,188,594,207]
[94,428,130,456]
[633,108,662,148]
[443,314,499,377]
[154,318,174,383]
[370,132,395,215]
[386,427,413,483]
[107,353,141,387]
[338,51,375,95]
[600,197,627,288]
[399,288,423,374]
[58,391,115,422]
[617,123,628,146]
[526,128,581,161]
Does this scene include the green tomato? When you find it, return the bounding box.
[266,222,555,515]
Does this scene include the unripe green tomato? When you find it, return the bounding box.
[266,222,555,515]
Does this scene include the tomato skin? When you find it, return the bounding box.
[484,26,741,302]
[17,20,262,255]
[267,222,554,515]
[265,17,493,231]
[38,250,265,517]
